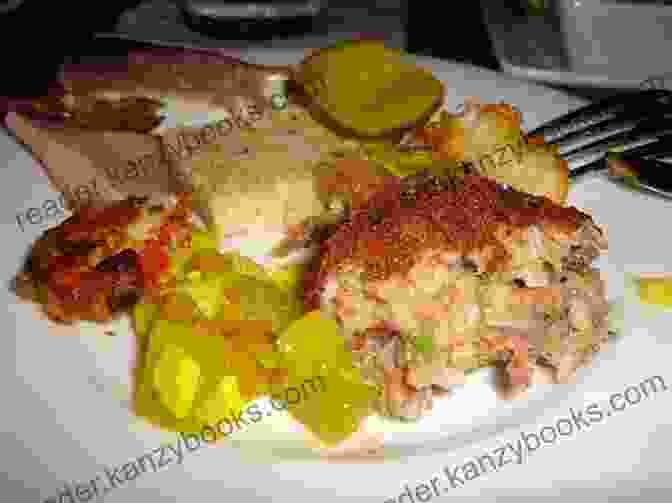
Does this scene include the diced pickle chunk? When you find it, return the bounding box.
[152,343,201,420]
[194,375,244,427]
[275,311,376,445]
[637,276,672,307]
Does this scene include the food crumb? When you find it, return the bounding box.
[637,275,672,307]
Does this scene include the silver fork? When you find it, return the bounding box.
[525,89,672,198]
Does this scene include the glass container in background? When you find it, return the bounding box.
[557,0,672,83]
[481,0,672,90]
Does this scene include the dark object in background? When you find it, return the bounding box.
[180,0,326,40]
[0,0,142,96]
[405,0,500,71]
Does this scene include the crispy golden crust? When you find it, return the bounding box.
[416,103,570,205]
[303,174,599,310]
[557,159,570,203]
[15,194,192,323]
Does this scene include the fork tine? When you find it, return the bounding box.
[527,89,672,144]
[554,107,672,156]
[607,155,672,193]
[567,138,671,179]
[564,116,672,176]
[567,157,608,179]
[556,116,657,157]
[615,133,672,160]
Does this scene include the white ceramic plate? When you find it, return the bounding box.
[3,48,672,503]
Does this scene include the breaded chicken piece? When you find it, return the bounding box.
[13,194,192,324]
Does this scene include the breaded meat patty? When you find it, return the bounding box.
[303,173,608,420]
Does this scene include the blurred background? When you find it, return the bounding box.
[0,0,668,99]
